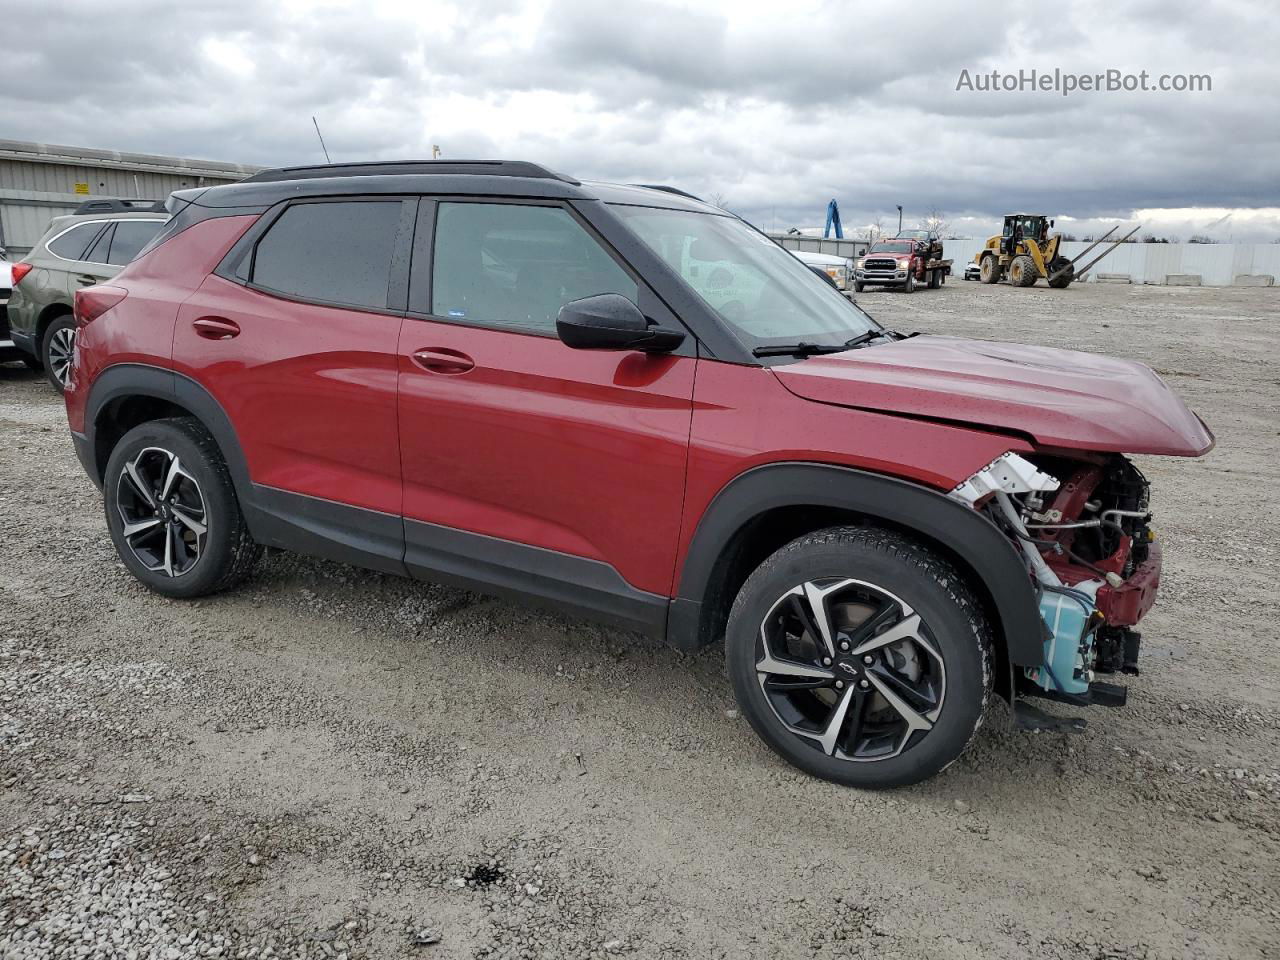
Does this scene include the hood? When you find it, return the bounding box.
[773,335,1214,456]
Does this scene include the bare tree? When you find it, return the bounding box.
[1187,234,1217,244]
[708,191,730,210]
[862,217,884,244]
[918,207,949,237]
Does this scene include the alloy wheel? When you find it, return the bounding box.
[755,578,946,762]
[115,447,209,578]
[47,326,76,388]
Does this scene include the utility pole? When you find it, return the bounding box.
[896,205,903,234]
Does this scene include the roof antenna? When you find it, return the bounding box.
[312,116,332,163]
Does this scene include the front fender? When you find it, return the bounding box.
[669,462,1045,670]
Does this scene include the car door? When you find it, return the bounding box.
[397,198,696,630]
[171,196,415,573]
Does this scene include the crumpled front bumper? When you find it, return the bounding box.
[1096,541,1162,627]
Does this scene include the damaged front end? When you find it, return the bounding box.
[951,451,1162,726]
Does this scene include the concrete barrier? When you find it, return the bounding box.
[1166,274,1203,286]
[1095,273,1131,284]
[1234,274,1275,287]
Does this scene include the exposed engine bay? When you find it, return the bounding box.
[951,451,1158,706]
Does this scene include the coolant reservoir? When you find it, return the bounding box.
[1027,586,1100,696]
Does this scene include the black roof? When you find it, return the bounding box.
[181,160,721,216]
[241,159,580,186]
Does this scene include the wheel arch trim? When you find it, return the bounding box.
[83,363,254,512]
[670,462,1046,669]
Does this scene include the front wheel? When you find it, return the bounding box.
[726,527,993,788]
[103,417,262,598]
[853,281,864,293]
[902,272,915,293]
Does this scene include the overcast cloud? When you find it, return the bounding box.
[9,0,1279,240]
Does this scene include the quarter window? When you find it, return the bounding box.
[252,201,403,310]
[429,202,637,334]
[47,222,103,261]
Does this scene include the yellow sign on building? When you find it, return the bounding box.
[74,182,90,195]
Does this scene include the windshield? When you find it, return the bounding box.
[869,241,913,254]
[611,205,877,350]
[897,230,927,239]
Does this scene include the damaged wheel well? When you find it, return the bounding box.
[672,462,1044,699]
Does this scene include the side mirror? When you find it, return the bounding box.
[556,294,685,353]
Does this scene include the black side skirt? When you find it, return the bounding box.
[249,484,668,638]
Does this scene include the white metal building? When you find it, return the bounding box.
[0,139,260,256]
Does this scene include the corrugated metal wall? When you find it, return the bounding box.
[0,157,226,198]
[0,140,259,256]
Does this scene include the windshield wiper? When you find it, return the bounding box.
[841,329,888,349]
[751,341,850,357]
[752,329,901,358]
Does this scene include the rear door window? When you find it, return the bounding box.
[82,224,114,264]
[426,202,637,334]
[108,220,165,265]
[252,200,403,310]
[47,222,104,261]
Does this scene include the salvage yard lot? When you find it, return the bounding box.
[1,279,1277,959]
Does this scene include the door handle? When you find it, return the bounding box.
[411,347,474,375]
[192,316,241,340]
[76,274,97,286]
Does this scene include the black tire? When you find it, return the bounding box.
[41,314,76,393]
[927,269,940,290]
[1047,256,1075,288]
[902,271,915,293]
[853,281,864,293]
[1009,255,1039,287]
[726,527,993,789]
[103,417,261,599]
[979,254,1002,284]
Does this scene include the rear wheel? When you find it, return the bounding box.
[1008,255,1039,287]
[979,254,1002,284]
[104,417,261,598]
[726,527,993,788]
[927,269,940,289]
[41,315,76,393]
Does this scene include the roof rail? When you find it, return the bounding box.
[72,198,166,215]
[630,184,706,203]
[241,160,580,186]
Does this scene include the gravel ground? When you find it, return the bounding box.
[1,279,1278,960]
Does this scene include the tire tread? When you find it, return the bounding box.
[728,525,994,786]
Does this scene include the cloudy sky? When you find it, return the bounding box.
[10,0,1279,240]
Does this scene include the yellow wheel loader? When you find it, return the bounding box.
[974,214,1140,289]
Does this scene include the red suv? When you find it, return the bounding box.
[64,161,1213,787]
